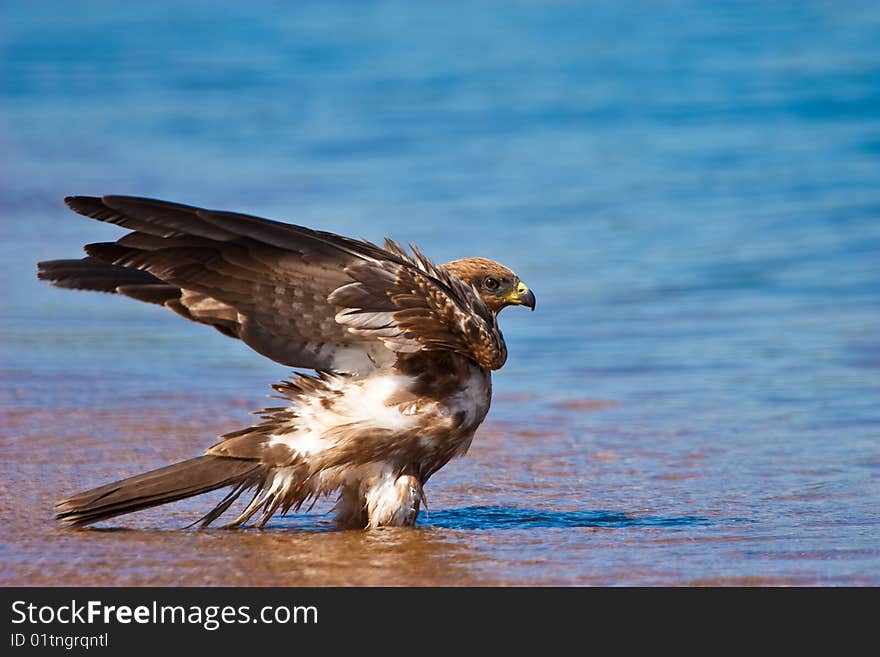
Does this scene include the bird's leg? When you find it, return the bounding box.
[364,473,423,528]
[332,483,369,529]
[332,471,424,528]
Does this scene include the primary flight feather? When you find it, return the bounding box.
[39,196,536,529]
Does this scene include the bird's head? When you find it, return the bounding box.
[443,257,536,315]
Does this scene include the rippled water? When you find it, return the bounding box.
[2,1,879,585]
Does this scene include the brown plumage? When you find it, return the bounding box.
[40,195,535,529]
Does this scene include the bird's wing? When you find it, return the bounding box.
[328,241,507,370]
[41,195,506,372]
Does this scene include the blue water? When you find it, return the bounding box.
[1,1,878,585]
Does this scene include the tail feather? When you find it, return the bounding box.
[55,455,267,527]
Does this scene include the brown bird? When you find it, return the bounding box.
[39,196,535,529]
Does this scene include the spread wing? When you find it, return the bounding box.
[38,195,507,372]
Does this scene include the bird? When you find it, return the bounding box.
[38,195,536,529]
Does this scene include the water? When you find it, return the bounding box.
[1,1,879,585]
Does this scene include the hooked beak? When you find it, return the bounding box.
[512,282,536,311]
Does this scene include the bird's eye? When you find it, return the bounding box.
[483,277,500,291]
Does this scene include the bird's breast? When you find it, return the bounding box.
[395,352,492,431]
[446,362,492,432]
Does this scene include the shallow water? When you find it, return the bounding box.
[1,1,879,586]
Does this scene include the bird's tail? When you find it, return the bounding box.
[55,455,267,528]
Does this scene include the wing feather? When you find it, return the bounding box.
[54,195,507,372]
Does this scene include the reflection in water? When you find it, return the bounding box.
[5,518,491,587]
[250,527,487,586]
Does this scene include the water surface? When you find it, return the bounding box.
[1,1,878,585]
